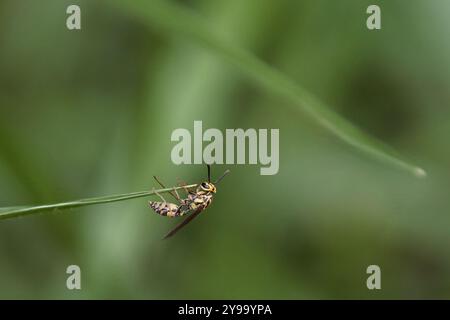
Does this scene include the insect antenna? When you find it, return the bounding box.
[214,169,230,184]
[207,164,211,182]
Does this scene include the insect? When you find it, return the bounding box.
[149,165,230,239]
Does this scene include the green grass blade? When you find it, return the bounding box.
[109,0,426,178]
[0,184,197,221]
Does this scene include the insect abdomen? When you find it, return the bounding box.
[149,202,181,217]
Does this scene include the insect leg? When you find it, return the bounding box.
[153,176,181,203]
[153,188,166,204]
[177,178,193,195]
[173,188,181,200]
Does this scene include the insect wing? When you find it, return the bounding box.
[163,207,203,239]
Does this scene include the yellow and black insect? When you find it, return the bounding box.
[149,165,230,239]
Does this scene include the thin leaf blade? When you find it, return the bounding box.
[0,184,197,221]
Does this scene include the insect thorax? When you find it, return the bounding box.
[188,192,213,210]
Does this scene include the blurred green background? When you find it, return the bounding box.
[0,0,449,299]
